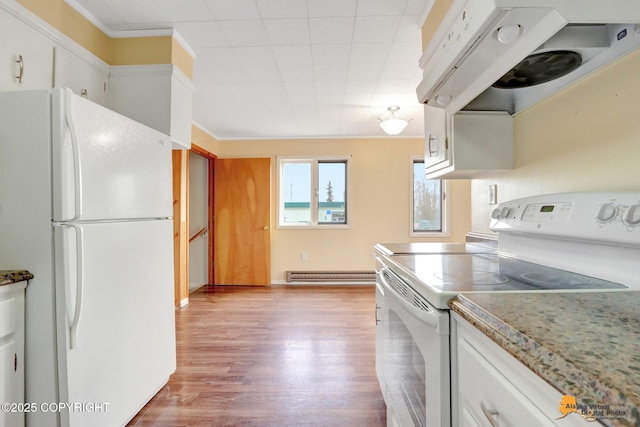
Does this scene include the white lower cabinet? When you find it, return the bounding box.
[0,282,27,427]
[374,280,385,401]
[452,313,590,427]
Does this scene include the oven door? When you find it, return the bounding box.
[380,266,450,427]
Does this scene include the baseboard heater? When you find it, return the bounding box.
[286,270,376,283]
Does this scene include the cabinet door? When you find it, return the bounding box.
[0,291,23,427]
[375,281,385,400]
[0,12,53,91]
[54,47,109,106]
[423,105,449,170]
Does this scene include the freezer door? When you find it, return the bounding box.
[51,88,173,222]
[54,219,176,427]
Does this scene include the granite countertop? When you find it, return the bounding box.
[0,270,33,286]
[450,291,640,427]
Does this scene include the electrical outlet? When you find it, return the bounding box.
[301,252,308,261]
[489,184,498,205]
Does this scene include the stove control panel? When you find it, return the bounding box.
[490,192,640,246]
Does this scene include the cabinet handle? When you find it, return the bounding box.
[81,88,88,98]
[14,353,17,372]
[428,134,437,157]
[480,401,500,427]
[16,55,24,83]
[375,303,381,325]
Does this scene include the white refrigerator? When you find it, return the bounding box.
[0,88,176,427]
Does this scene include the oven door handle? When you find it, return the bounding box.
[380,268,439,329]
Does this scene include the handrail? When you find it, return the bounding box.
[189,227,207,243]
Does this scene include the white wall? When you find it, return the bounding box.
[217,137,471,283]
[471,48,640,233]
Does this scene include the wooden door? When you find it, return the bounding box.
[214,158,271,285]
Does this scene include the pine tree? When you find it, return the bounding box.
[326,180,334,202]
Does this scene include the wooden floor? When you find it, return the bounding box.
[127,285,386,427]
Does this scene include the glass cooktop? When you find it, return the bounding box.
[383,253,628,309]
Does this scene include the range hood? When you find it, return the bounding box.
[416,0,640,114]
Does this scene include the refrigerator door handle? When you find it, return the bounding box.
[62,223,85,349]
[64,90,83,222]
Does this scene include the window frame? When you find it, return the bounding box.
[277,155,351,229]
[410,155,449,237]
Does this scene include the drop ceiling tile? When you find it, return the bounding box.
[218,20,270,46]
[285,82,317,105]
[349,43,391,64]
[263,19,310,45]
[381,62,421,80]
[314,64,349,82]
[309,17,355,44]
[211,67,250,84]
[395,15,424,43]
[307,0,357,17]
[256,0,308,18]
[344,81,377,105]
[370,91,418,107]
[205,0,260,20]
[315,81,346,104]
[233,46,277,67]
[353,16,402,44]
[376,79,417,93]
[71,0,129,29]
[312,44,351,66]
[104,0,169,24]
[245,65,283,83]
[386,42,422,64]
[174,22,228,48]
[278,64,314,82]
[347,63,383,81]
[406,0,431,15]
[196,47,241,71]
[153,0,214,22]
[356,0,409,16]
[272,45,313,66]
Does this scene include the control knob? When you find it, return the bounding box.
[491,208,501,219]
[623,203,640,227]
[596,202,618,224]
[500,207,512,218]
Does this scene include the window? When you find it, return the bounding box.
[278,156,350,228]
[411,158,447,236]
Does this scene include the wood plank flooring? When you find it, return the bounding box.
[127,285,386,427]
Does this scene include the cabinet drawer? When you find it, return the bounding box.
[0,297,16,338]
[458,337,556,427]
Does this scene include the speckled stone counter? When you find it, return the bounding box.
[450,291,640,427]
[0,270,33,286]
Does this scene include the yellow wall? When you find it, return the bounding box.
[422,0,454,49]
[191,125,219,154]
[17,0,193,77]
[471,48,640,233]
[216,138,470,282]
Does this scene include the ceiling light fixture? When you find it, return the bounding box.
[378,106,410,135]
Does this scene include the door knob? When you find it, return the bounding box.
[263,226,269,230]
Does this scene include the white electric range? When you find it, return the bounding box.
[375,192,640,427]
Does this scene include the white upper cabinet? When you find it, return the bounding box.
[424,110,513,179]
[53,47,109,106]
[0,10,53,91]
[424,105,449,171]
[108,65,194,150]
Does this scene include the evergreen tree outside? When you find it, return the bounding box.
[326,180,334,202]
